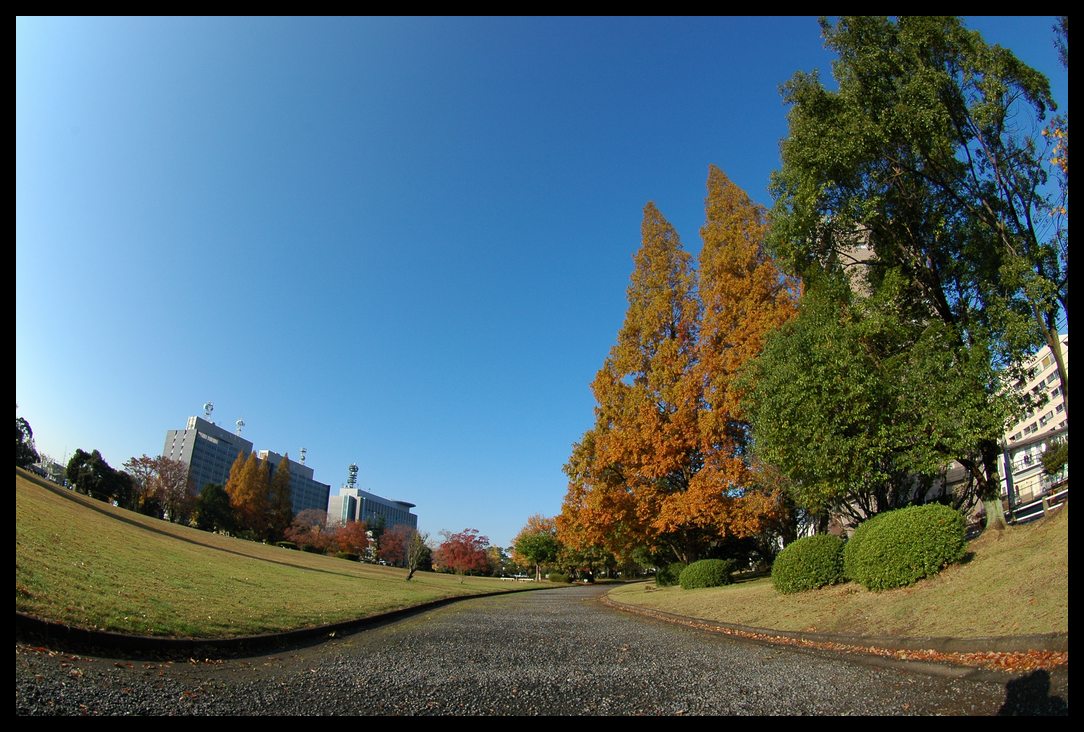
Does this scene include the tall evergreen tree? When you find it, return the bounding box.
[768,16,1066,527]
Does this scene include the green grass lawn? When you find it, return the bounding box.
[15,470,544,638]
[609,502,1068,639]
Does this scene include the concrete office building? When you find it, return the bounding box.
[164,414,331,518]
[163,416,253,495]
[328,487,418,531]
[258,449,331,515]
[327,491,358,526]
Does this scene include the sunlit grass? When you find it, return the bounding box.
[609,502,1068,638]
[16,470,542,638]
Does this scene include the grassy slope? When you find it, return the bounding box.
[15,470,541,638]
[609,503,1068,639]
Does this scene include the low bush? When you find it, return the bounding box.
[300,544,323,554]
[655,562,687,587]
[844,504,967,591]
[547,572,571,583]
[335,552,360,562]
[771,534,845,594]
[679,559,735,590]
[843,512,885,582]
[276,541,297,550]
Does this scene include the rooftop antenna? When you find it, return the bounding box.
[347,463,358,489]
[235,418,245,436]
[300,447,307,464]
[203,402,214,423]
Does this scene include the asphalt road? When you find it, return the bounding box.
[15,585,1068,715]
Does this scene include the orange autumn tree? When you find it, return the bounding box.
[660,165,799,542]
[560,168,797,563]
[226,452,270,539]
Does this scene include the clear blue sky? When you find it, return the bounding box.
[16,17,1067,547]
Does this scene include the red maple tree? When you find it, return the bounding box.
[434,528,489,576]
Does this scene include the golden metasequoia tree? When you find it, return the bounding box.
[559,168,798,563]
[226,452,270,537]
[267,453,294,541]
[659,165,799,541]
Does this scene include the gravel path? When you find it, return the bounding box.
[15,585,1068,715]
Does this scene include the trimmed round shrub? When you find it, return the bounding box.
[771,534,845,594]
[843,512,886,582]
[679,559,735,590]
[655,562,688,587]
[547,572,571,583]
[844,504,967,591]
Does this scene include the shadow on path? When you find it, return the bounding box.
[998,670,1069,715]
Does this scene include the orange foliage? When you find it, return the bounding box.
[559,167,798,562]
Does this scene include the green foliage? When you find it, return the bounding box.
[16,417,39,469]
[743,277,1005,524]
[514,530,561,567]
[842,513,882,582]
[655,561,687,587]
[765,16,1067,514]
[771,534,845,594]
[335,552,360,562]
[844,504,967,591]
[547,572,571,584]
[1041,439,1069,477]
[66,449,127,504]
[678,559,735,590]
[194,483,236,534]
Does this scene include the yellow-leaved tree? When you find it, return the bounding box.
[559,167,797,563]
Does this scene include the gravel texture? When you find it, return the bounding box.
[15,585,1069,715]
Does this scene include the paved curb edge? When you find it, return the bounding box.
[600,593,1068,674]
[15,586,570,659]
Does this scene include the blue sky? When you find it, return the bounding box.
[16,17,1067,547]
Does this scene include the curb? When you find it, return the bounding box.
[600,593,1068,674]
[16,585,566,659]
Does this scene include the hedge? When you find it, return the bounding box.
[843,504,967,591]
[679,559,735,590]
[655,562,687,587]
[771,534,846,594]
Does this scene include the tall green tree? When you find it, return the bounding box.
[267,454,294,541]
[744,275,1007,526]
[768,16,1066,527]
[194,482,236,533]
[66,449,127,503]
[512,515,562,581]
[16,416,39,469]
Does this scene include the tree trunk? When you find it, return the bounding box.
[978,439,1007,532]
[983,498,1008,532]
